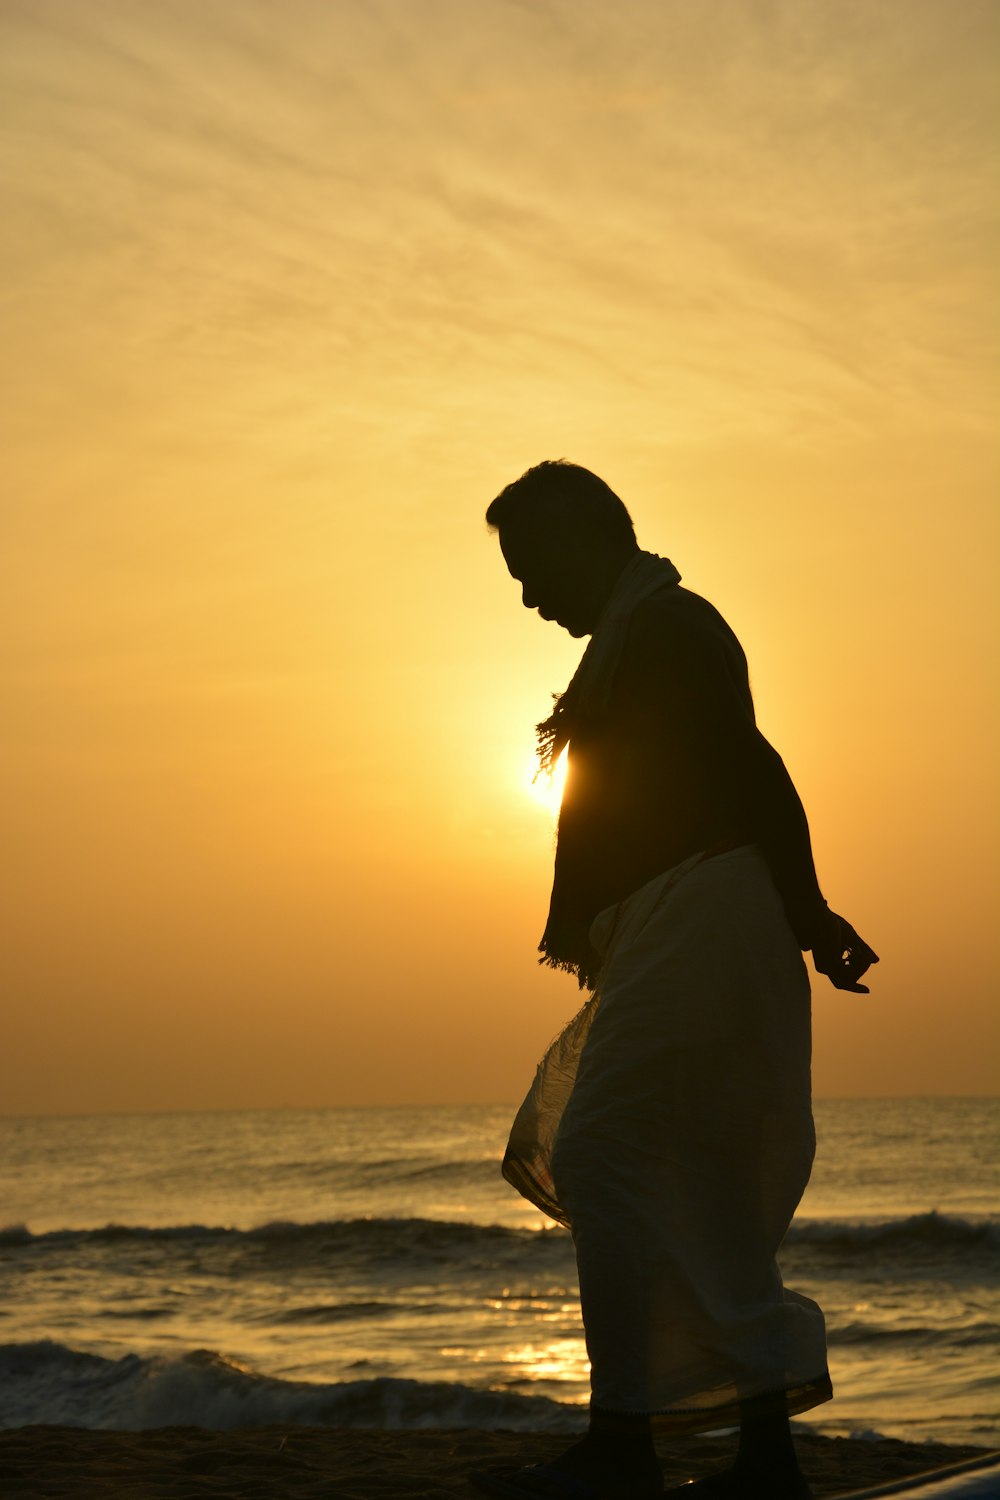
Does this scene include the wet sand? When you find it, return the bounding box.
[0,1425,991,1498]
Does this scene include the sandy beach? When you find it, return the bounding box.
[0,1426,991,1499]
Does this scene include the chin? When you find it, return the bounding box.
[544,610,590,637]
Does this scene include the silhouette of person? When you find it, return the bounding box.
[472,462,878,1500]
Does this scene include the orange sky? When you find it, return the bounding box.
[2,0,997,1114]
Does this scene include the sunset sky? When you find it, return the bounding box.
[2,0,997,1115]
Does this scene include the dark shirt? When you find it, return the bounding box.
[550,585,825,949]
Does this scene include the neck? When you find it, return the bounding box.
[578,547,638,632]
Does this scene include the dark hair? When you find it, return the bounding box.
[485,460,637,548]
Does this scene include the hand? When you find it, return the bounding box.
[810,908,879,993]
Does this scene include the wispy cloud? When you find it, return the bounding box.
[4,0,996,471]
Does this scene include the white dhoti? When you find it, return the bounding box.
[503,845,831,1430]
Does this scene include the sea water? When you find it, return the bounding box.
[0,1099,996,1444]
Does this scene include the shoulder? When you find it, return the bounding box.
[625,586,746,665]
[613,586,754,724]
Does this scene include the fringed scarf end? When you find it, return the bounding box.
[534,693,565,779]
[537,945,597,991]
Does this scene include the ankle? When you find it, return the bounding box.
[736,1412,800,1477]
[589,1409,655,1458]
[589,1405,654,1439]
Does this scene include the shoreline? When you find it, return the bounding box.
[0,1426,992,1499]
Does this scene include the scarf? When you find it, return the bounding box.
[536,549,682,984]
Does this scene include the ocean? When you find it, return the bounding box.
[0,1099,996,1446]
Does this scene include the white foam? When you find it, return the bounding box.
[0,1341,586,1433]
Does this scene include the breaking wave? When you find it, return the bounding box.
[2,1210,996,1260]
[0,1340,585,1433]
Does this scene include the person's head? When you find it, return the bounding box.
[485,460,638,637]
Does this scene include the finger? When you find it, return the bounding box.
[842,945,877,980]
[818,951,874,990]
[843,933,879,966]
[813,946,875,988]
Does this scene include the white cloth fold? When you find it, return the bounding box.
[504,845,830,1428]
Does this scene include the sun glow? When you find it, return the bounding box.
[525,748,568,818]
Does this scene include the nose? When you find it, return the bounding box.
[521,585,537,610]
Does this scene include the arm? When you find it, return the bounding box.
[627,599,879,992]
[723,726,879,993]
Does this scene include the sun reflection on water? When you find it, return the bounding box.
[498,1337,590,1390]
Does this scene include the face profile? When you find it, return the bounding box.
[486,462,642,641]
[497,504,637,639]
[498,522,596,637]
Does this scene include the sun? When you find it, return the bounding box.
[525,747,568,817]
